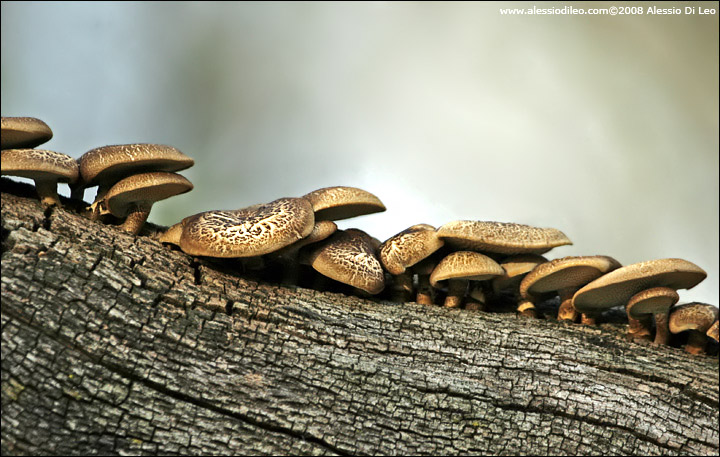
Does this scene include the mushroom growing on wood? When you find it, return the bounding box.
[269,220,338,285]
[379,224,444,303]
[668,303,719,355]
[102,172,193,235]
[436,220,572,255]
[1,149,79,208]
[301,186,386,221]
[1,117,53,150]
[177,198,315,258]
[573,258,707,326]
[625,287,679,344]
[491,254,548,301]
[430,251,504,309]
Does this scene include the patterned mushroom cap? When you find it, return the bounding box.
[379,224,444,275]
[305,229,385,294]
[105,172,193,218]
[1,149,79,184]
[302,186,386,221]
[179,197,314,258]
[668,303,718,334]
[573,258,707,313]
[1,117,53,150]
[436,220,572,255]
[626,287,679,318]
[79,143,194,187]
[430,251,505,287]
[520,255,621,300]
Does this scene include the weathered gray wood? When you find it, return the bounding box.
[1,182,718,456]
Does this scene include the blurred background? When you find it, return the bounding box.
[2,1,718,305]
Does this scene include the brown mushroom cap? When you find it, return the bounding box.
[707,320,719,343]
[669,303,719,335]
[520,255,621,299]
[301,186,386,221]
[1,117,53,150]
[436,220,572,255]
[573,258,707,313]
[272,220,338,257]
[626,287,679,319]
[305,229,385,294]
[79,144,194,188]
[379,224,444,275]
[104,172,193,218]
[1,149,79,184]
[179,197,315,258]
[430,251,505,287]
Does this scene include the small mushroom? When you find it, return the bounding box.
[177,198,315,258]
[379,224,444,303]
[625,287,679,344]
[304,229,385,295]
[573,258,707,326]
[1,117,53,150]
[518,255,621,320]
[436,220,572,255]
[668,303,719,355]
[302,186,386,221]
[430,251,504,309]
[77,143,194,209]
[1,149,79,207]
[102,172,193,235]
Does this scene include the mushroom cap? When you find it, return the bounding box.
[105,172,193,217]
[668,303,718,334]
[272,220,338,257]
[305,229,385,294]
[379,224,444,275]
[573,258,707,313]
[707,320,719,342]
[493,254,548,288]
[79,144,194,187]
[1,149,79,184]
[301,186,386,221]
[430,251,505,287]
[179,197,315,258]
[436,220,572,255]
[1,117,53,149]
[520,255,621,299]
[626,287,679,318]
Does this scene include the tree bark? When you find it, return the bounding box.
[1,182,718,456]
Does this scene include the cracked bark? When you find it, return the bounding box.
[1,180,718,456]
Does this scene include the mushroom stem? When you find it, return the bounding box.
[653,312,671,345]
[580,313,598,326]
[517,299,536,318]
[443,279,467,308]
[69,181,85,203]
[557,288,579,322]
[465,283,486,311]
[34,177,61,208]
[685,331,708,355]
[416,273,434,305]
[390,271,413,303]
[120,202,151,235]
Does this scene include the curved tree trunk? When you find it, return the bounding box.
[1,182,718,456]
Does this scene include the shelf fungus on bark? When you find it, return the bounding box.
[436,220,572,255]
[668,303,719,355]
[303,229,385,295]
[429,251,504,309]
[301,186,386,221]
[1,148,79,208]
[1,116,53,150]
[102,172,193,235]
[517,255,621,320]
[174,198,315,258]
[573,258,707,326]
[379,224,444,304]
[626,287,679,344]
[77,143,194,213]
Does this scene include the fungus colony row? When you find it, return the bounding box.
[2,116,718,355]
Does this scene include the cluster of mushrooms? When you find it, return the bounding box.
[2,116,718,356]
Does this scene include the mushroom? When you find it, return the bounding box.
[1,149,79,208]
[436,220,572,255]
[269,220,338,285]
[625,287,679,344]
[518,255,621,319]
[101,172,193,235]
[301,186,386,221]
[77,143,194,210]
[707,320,719,343]
[573,258,707,326]
[429,251,505,309]
[491,254,548,300]
[303,229,385,295]
[177,198,315,258]
[668,303,719,355]
[1,117,53,150]
[378,224,444,303]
